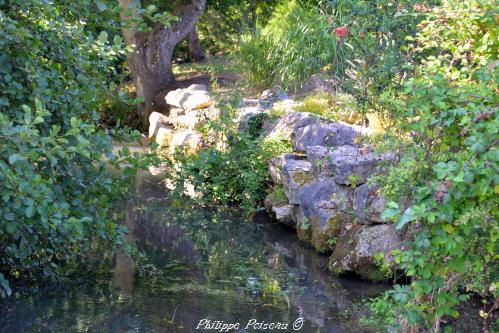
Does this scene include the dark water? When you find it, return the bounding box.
[0,172,389,333]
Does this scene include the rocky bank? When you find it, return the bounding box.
[149,84,404,281]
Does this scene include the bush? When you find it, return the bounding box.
[169,133,292,214]
[373,0,498,330]
[0,1,145,296]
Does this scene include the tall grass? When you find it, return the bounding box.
[238,1,348,92]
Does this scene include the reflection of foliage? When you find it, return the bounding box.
[0,0,157,296]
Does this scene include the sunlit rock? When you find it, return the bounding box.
[165,84,212,111]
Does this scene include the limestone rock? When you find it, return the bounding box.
[272,204,297,228]
[265,112,320,140]
[328,145,391,185]
[352,184,387,224]
[293,121,364,152]
[329,223,403,280]
[169,130,205,154]
[269,154,304,185]
[155,125,174,146]
[169,108,185,117]
[305,145,331,180]
[169,113,199,130]
[148,111,170,139]
[282,159,314,204]
[165,84,212,111]
[295,179,352,252]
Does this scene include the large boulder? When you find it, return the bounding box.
[168,130,205,154]
[148,111,170,139]
[293,121,367,152]
[327,145,391,185]
[268,154,305,185]
[352,184,387,224]
[329,223,403,280]
[165,84,212,111]
[265,112,319,140]
[295,179,352,252]
[282,159,314,204]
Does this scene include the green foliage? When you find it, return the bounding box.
[319,0,438,109]
[238,29,277,90]
[359,294,398,331]
[169,133,292,214]
[373,0,498,330]
[0,0,153,296]
[238,0,340,91]
[267,186,288,206]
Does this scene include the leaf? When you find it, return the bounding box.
[0,273,11,297]
[442,224,454,234]
[8,154,21,164]
[397,207,417,230]
[381,201,399,220]
[25,204,34,218]
[98,31,108,43]
[95,0,108,11]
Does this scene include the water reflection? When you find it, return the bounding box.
[0,171,387,333]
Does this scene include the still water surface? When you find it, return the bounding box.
[0,173,388,333]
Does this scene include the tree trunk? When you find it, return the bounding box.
[119,0,207,129]
[187,26,205,62]
[239,0,255,33]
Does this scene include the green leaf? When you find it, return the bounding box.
[98,31,108,43]
[397,207,417,230]
[8,154,21,164]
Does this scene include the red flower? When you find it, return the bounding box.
[334,26,348,39]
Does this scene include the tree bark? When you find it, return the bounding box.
[239,0,256,33]
[119,0,207,129]
[187,26,205,62]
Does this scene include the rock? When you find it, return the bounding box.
[352,184,387,224]
[269,155,286,185]
[165,84,212,111]
[295,179,352,252]
[298,73,333,95]
[268,153,306,185]
[169,113,199,130]
[155,125,174,146]
[265,112,320,140]
[329,223,403,280]
[272,204,297,228]
[293,121,365,152]
[327,145,391,185]
[282,159,314,204]
[169,108,185,117]
[169,130,205,154]
[305,145,331,180]
[148,111,170,139]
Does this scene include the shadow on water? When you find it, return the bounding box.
[0,171,390,333]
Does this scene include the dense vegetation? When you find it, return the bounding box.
[0,0,497,332]
[0,0,153,297]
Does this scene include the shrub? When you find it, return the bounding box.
[374,0,498,330]
[0,0,146,296]
[169,133,292,214]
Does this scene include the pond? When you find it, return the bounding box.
[0,171,389,333]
